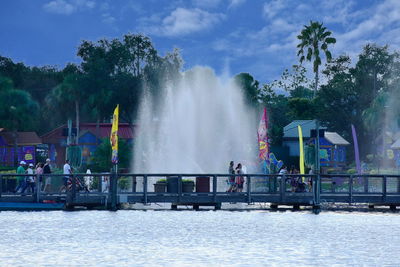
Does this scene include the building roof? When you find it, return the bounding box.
[391,138,400,149]
[0,131,42,145]
[41,123,136,144]
[324,132,350,145]
[283,120,327,138]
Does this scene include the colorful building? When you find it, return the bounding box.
[283,120,350,170]
[41,123,136,167]
[0,129,42,166]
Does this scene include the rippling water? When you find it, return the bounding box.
[0,210,399,266]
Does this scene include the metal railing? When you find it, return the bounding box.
[1,173,400,208]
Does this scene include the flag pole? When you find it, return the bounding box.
[110,104,119,211]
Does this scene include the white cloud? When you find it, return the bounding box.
[43,0,75,15]
[102,13,116,25]
[43,0,95,15]
[144,8,225,37]
[334,0,400,56]
[228,0,246,9]
[192,0,222,9]
[263,0,287,19]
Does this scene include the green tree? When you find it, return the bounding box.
[297,21,336,96]
[277,65,311,95]
[90,138,132,172]
[287,98,316,119]
[234,73,260,106]
[259,84,291,145]
[0,80,39,165]
[45,64,84,142]
[316,56,358,141]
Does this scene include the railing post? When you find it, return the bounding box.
[364,176,369,193]
[316,174,320,206]
[132,176,136,193]
[110,173,118,211]
[143,175,148,204]
[213,175,217,203]
[72,175,76,201]
[67,175,76,208]
[397,176,400,193]
[247,175,251,204]
[35,174,40,203]
[98,175,102,193]
[383,175,387,202]
[178,175,182,203]
[280,175,285,202]
[349,175,353,205]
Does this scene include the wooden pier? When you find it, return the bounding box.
[1,173,400,213]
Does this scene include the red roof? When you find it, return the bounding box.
[0,131,42,145]
[41,123,136,144]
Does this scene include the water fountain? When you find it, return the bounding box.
[132,66,258,174]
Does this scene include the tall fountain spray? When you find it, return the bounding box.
[132,66,258,173]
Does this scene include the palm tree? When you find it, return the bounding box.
[297,21,336,97]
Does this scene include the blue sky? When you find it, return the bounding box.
[1,0,400,83]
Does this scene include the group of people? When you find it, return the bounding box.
[14,159,52,194]
[278,165,311,192]
[227,161,245,192]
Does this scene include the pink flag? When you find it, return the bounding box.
[258,107,269,161]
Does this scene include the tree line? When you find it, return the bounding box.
[1,25,399,165]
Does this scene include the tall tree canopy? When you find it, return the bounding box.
[297,21,336,96]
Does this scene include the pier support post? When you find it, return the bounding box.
[66,175,77,210]
[143,175,148,205]
[247,175,251,204]
[312,205,321,214]
[212,175,217,203]
[110,172,118,211]
[312,174,321,213]
[390,205,396,211]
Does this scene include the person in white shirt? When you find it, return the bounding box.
[26,163,35,193]
[60,159,73,192]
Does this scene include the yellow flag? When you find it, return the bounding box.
[110,105,119,164]
[298,125,305,178]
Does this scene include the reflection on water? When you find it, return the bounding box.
[0,210,399,266]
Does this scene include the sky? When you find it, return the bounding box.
[1,0,400,83]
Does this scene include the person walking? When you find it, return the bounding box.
[43,158,52,193]
[35,162,44,191]
[15,161,27,193]
[26,163,35,193]
[60,159,73,192]
[235,163,245,193]
[227,161,235,192]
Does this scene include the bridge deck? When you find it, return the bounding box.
[1,173,400,211]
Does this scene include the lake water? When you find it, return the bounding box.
[0,210,399,266]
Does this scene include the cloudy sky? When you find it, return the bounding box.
[1,0,400,83]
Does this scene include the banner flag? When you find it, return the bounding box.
[257,107,269,161]
[110,105,119,164]
[298,125,305,177]
[351,124,361,175]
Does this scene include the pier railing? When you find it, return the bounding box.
[1,173,400,210]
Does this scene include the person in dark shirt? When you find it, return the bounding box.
[227,161,235,192]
